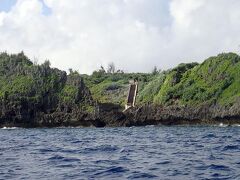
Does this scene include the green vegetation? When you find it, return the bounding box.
[83,53,240,107]
[0,52,92,115]
[1,52,239,112]
[59,85,78,103]
[168,53,240,106]
[83,68,157,106]
[137,73,166,103]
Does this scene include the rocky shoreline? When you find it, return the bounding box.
[0,52,240,128]
[1,102,240,128]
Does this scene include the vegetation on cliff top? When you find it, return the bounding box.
[0,52,239,111]
[161,53,240,106]
[83,52,240,107]
[83,67,156,106]
[0,52,93,119]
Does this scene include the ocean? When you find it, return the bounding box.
[0,125,240,179]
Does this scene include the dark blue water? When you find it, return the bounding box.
[1,126,240,179]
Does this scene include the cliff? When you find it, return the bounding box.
[0,52,240,128]
[0,52,95,127]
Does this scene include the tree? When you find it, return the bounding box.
[107,62,116,74]
[152,66,158,75]
[92,65,106,78]
[69,68,80,76]
[100,65,106,73]
[69,68,73,74]
[43,60,51,67]
[151,66,162,75]
[33,57,39,65]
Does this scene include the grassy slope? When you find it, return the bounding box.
[85,53,240,107]
[155,53,240,106]
[83,73,155,106]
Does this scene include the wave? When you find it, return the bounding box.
[1,127,18,130]
[217,123,240,127]
[219,123,228,127]
[232,124,240,127]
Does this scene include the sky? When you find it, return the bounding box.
[0,0,240,74]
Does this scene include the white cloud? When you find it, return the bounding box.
[0,0,240,74]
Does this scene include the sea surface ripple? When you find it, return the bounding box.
[0,126,240,179]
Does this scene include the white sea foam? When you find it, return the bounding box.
[145,125,155,128]
[219,123,228,127]
[232,124,240,127]
[1,127,18,130]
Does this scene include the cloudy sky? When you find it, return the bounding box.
[0,0,240,74]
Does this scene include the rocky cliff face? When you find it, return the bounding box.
[0,52,96,128]
[121,100,240,126]
[94,99,240,127]
[1,52,240,128]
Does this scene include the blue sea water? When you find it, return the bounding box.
[0,125,240,179]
